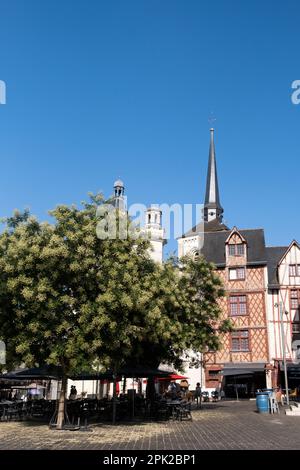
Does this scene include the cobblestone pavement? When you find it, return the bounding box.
[0,401,300,450]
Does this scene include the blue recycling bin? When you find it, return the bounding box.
[256,392,269,413]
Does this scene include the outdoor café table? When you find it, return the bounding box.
[166,400,182,420]
[0,401,13,420]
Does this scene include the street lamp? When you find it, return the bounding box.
[275,302,289,406]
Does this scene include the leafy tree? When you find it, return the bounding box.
[0,196,154,428]
[0,195,229,427]
[124,255,231,399]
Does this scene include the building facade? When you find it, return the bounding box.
[108,133,300,397]
[177,129,300,396]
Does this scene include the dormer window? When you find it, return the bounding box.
[228,244,245,257]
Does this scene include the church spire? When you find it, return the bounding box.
[203,128,224,223]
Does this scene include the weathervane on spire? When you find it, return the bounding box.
[208,112,216,129]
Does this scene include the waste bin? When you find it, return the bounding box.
[256,392,269,413]
[262,388,274,398]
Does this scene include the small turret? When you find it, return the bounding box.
[144,206,165,263]
[113,179,126,212]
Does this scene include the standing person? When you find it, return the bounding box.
[275,387,283,406]
[195,382,201,408]
[167,381,177,399]
[69,385,77,400]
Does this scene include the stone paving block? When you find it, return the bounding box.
[0,401,300,450]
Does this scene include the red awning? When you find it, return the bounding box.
[157,374,188,381]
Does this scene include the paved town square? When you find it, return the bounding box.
[0,401,299,451]
[1,2,300,458]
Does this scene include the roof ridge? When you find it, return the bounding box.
[238,228,264,231]
[266,245,288,249]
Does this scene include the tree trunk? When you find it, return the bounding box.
[112,373,117,425]
[57,376,67,430]
[146,376,156,418]
[146,376,155,401]
[122,377,126,394]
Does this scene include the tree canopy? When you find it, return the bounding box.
[0,194,230,425]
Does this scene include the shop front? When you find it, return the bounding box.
[221,363,267,399]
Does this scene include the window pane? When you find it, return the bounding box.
[237,268,245,279]
[291,290,299,309]
[229,269,237,280]
[237,244,244,255]
[230,304,238,315]
[229,296,247,315]
[231,330,249,351]
[239,303,247,315]
[229,245,235,256]
[290,265,297,276]
[292,323,300,333]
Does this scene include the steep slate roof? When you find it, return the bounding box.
[181,222,291,288]
[265,246,288,288]
[182,219,229,237]
[199,228,267,267]
[204,129,223,213]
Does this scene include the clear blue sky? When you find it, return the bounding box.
[0,0,299,256]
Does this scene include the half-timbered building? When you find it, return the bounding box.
[178,129,300,397]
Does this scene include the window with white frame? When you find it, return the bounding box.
[229,267,245,280]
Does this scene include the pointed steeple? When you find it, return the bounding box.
[203,128,224,223]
